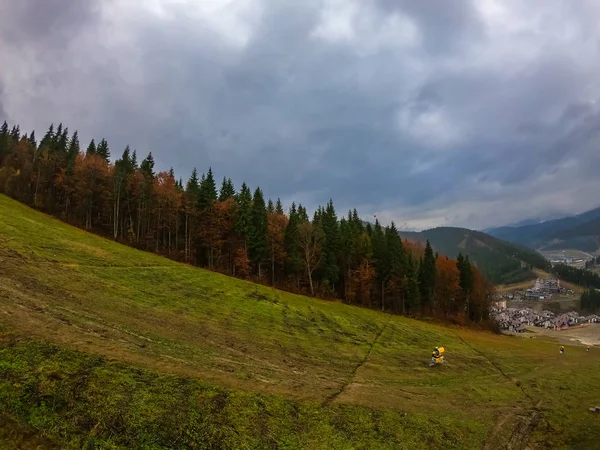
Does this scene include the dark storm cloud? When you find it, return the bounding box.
[0,0,101,45]
[2,0,600,230]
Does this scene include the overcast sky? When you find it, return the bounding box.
[2,0,600,231]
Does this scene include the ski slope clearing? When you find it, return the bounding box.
[1,194,599,449]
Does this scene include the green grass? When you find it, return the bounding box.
[1,194,600,449]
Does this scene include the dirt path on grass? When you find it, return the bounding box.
[322,314,392,406]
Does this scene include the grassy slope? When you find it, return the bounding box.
[1,194,599,449]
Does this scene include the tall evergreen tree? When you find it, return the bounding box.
[320,199,340,291]
[235,182,253,250]
[218,176,235,201]
[140,152,155,178]
[28,131,37,149]
[275,198,284,215]
[96,138,110,161]
[55,127,69,153]
[186,168,201,198]
[250,187,268,277]
[419,240,436,312]
[267,199,274,214]
[39,124,55,151]
[66,131,80,173]
[198,167,217,209]
[86,139,97,156]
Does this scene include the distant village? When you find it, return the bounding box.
[495,277,573,304]
[491,277,599,332]
[491,306,599,332]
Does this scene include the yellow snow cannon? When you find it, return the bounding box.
[429,346,446,367]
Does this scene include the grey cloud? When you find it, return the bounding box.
[374,0,484,53]
[1,0,600,230]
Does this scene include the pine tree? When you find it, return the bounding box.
[86,139,96,156]
[419,240,436,312]
[28,131,37,149]
[39,124,55,151]
[198,167,217,210]
[235,182,253,251]
[66,131,80,174]
[219,176,235,201]
[141,152,155,178]
[55,127,69,153]
[0,121,10,162]
[250,187,268,277]
[320,199,340,292]
[186,168,201,199]
[96,138,110,161]
[275,198,284,215]
[131,150,138,169]
[457,253,474,319]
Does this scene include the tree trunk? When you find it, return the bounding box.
[271,243,275,286]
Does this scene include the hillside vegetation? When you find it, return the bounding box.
[0,120,492,324]
[2,195,600,449]
[399,227,550,284]
[486,206,600,253]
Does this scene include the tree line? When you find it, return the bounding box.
[0,121,494,323]
[580,289,600,314]
[551,264,600,290]
[585,256,600,270]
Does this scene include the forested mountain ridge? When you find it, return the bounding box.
[397,227,551,284]
[0,120,493,323]
[485,206,600,252]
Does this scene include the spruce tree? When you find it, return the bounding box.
[186,168,201,200]
[275,198,284,215]
[55,127,69,153]
[267,199,274,214]
[86,139,96,156]
[66,131,80,174]
[96,138,110,161]
[28,131,37,149]
[235,182,254,250]
[131,150,138,169]
[219,176,235,201]
[198,167,217,209]
[250,187,268,276]
[320,199,340,291]
[39,124,55,151]
[141,152,155,178]
[419,240,436,311]
[0,121,9,161]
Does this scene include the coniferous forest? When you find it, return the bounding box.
[0,121,494,323]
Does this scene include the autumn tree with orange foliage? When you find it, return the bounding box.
[433,256,461,317]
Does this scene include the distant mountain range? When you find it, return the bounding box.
[484,206,600,253]
[397,227,550,285]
